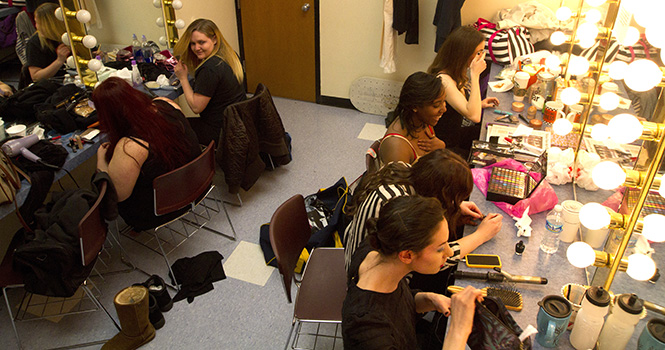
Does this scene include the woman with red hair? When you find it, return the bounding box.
[92,77,201,230]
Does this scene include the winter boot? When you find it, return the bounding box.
[148,294,165,330]
[102,286,156,350]
[139,275,173,312]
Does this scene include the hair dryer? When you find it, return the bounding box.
[1,134,41,162]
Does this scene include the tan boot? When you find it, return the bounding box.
[102,286,156,350]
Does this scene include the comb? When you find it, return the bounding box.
[447,285,523,312]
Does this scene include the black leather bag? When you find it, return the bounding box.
[467,296,532,350]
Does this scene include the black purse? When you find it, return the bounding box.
[467,296,532,350]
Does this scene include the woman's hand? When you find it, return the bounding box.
[174,60,188,81]
[460,201,483,219]
[469,51,487,78]
[481,97,499,109]
[55,44,71,64]
[429,293,452,317]
[0,82,13,96]
[477,213,502,240]
[96,142,110,172]
[417,137,446,152]
[449,286,483,336]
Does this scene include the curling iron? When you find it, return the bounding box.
[1,134,41,162]
[454,267,548,285]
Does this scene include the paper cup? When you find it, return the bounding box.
[560,200,582,242]
[513,71,530,102]
[561,283,588,330]
[583,227,609,249]
[6,124,27,137]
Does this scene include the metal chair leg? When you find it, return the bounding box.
[3,286,22,350]
[153,229,179,290]
[284,318,297,350]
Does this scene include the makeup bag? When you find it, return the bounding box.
[0,148,20,205]
[467,296,532,350]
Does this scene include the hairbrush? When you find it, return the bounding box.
[447,285,523,312]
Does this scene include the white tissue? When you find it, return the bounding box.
[111,67,133,85]
[514,206,532,237]
[519,325,539,342]
[156,74,170,88]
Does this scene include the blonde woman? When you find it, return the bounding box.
[174,19,246,145]
[26,2,70,82]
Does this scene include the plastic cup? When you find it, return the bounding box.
[6,124,27,137]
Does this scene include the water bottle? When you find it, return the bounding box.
[570,286,611,349]
[540,204,563,254]
[141,35,153,63]
[597,293,644,350]
[132,34,143,63]
[131,60,142,87]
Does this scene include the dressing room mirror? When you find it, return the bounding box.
[85,0,166,50]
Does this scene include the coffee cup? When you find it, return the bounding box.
[600,81,619,95]
[543,101,565,124]
[513,71,530,102]
[6,124,27,138]
[560,200,582,243]
[583,226,609,249]
[561,283,588,330]
[566,104,584,123]
[536,295,572,347]
[638,318,665,350]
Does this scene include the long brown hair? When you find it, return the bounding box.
[34,3,66,51]
[173,18,244,83]
[427,26,484,90]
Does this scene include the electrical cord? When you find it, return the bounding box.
[37,159,80,189]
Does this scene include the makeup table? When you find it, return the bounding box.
[454,63,661,349]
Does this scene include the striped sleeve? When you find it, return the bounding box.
[441,241,461,270]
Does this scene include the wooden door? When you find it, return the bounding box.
[239,0,317,102]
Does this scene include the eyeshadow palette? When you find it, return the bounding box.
[486,151,547,205]
[623,189,665,217]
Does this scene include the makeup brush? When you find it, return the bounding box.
[447,285,523,312]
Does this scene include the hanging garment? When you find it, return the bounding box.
[433,0,465,52]
[380,0,396,73]
[393,0,419,45]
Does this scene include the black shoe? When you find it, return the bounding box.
[148,294,165,330]
[139,275,173,312]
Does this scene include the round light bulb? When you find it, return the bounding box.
[634,1,665,28]
[567,242,596,268]
[76,9,91,23]
[153,0,162,8]
[608,114,643,144]
[66,56,76,69]
[579,203,611,230]
[608,61,628,80]
[159,36,168,46]
[577,22,599,42]
[626,254,657,281]
[553,118,573,136]
[591,161,626,189]
[579,37,597,49]
[625,59,662,92]
[642,214,665,242]
[599,92,620,111]
[175,19,186,29]
[646,26,665,49]
[586,0,607,6]
[585,9,602,24]
[591,123,610,141]
[561,87,582,105]
[620,26,640,47]
[550,31,567,46]
[54,7,63,21]
[545,55,561,71]
[156,17,164,27]
[556,7,572,21]
[88,58,102,72]
[568,56,590,76]
[82,35,97,49]
[172,0,183,10]
[61,32,70,46]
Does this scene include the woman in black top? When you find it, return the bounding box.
[342,195,482,350]
[173,19,246,145]
[92,77,201,230]
[26,3,70,82]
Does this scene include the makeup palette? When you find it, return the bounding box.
[486,152,548,204]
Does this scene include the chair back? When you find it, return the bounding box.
[269,194,312,303]
[153,141,215,216]
[78,180,109,266]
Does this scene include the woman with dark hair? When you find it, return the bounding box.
[93,77,201,230]
[173,18,246,145]
[427,26,499,159]
[344,149,502,271]
[380,72,448,165]
[342,195,482,350]
[26,2,70,82]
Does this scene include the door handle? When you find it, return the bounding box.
[302,3,310,12]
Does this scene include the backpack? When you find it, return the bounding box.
[35,84,98,134]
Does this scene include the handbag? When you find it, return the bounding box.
[474,18,535,65]
[581,36,653,63]
[0,148,21,205]
[467,296,533,350]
